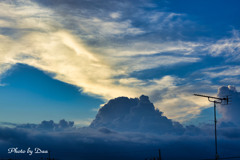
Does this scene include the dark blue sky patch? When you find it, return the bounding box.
[164,0,240,37]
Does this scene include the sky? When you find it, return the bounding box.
[0,0,239,124]
[0,0,240,159]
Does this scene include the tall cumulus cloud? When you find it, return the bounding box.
[90,95,184,134]
[218,85,240,125]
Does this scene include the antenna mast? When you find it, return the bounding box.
[193,94,230,160]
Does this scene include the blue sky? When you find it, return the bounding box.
[0,0,240,125]
[0,64,103,125]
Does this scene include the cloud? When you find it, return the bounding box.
[98,127,116,134]
[208,30,240,61]
[220,77,240,84]
[0,0,198,100]
[148,83,213,122]
[1,120,240,160]
[90,95,185,134]
[115,55,200,73]
[202,66,240,78]
[110,12,121,19]
[74,119,94,127]
[0,0,139,99]
[17,119,75,131]
[217,85,240,125]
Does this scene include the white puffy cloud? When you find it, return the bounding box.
[217,85,240,125]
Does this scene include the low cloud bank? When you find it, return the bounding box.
[1,124,240,160]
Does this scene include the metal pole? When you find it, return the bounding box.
[48,150,51,160]
[214,101,218,160]
[158,149,162,160]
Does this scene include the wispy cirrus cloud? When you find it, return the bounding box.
[208,30,240,61]
[220,77,240,84]
[202,66,240,78]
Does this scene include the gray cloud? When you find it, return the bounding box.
[1,123,240,160]
[17,119,74,131]
[90,95,184,134]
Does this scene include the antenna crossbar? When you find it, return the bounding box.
[193,94,228,101]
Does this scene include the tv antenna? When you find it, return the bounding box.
[193,94,230,160]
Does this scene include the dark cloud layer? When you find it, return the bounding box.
[1,124,240,160]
